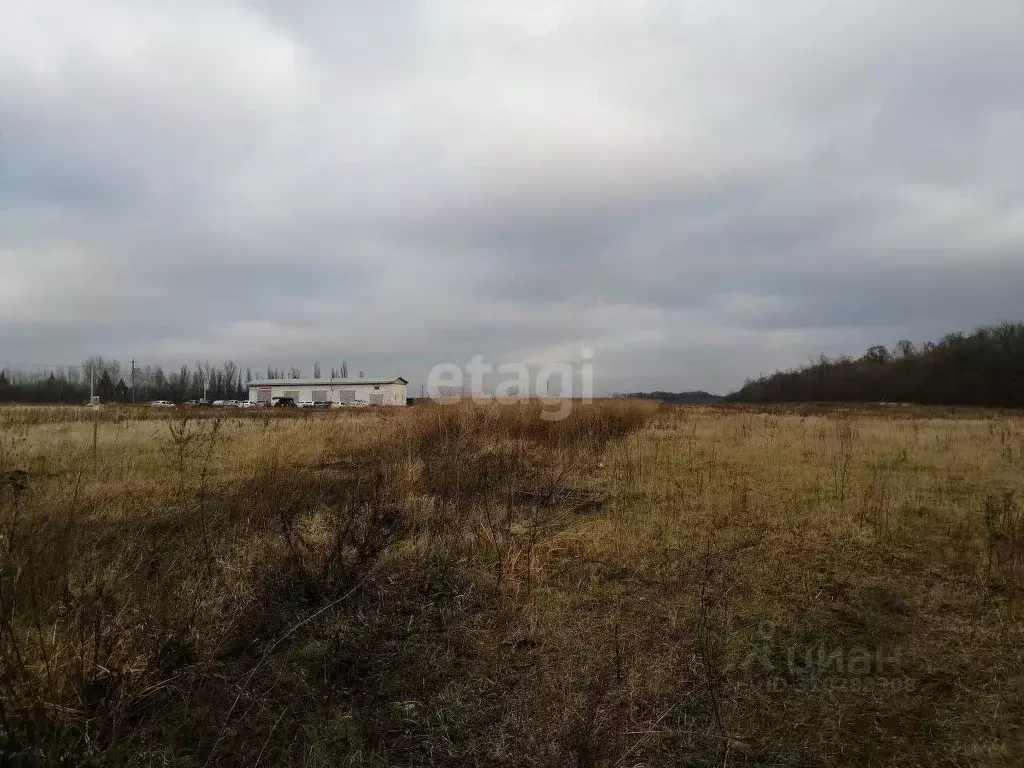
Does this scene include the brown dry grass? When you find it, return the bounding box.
[1,401,1023,766]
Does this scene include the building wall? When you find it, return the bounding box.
[249,382,407,406]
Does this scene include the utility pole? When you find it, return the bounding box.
[130,359,136,403]
[90,362,98,464]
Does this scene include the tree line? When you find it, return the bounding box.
[622,391,723,404]
[728,321,1024,407]
[0,358,351,404]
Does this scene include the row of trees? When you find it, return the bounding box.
[729,322,1024,407]
[622,391,723,404]
[0,358,353,404]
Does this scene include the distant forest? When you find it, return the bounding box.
[0,358,351,404]
[728,322,1024,407]
[624,391,723,404]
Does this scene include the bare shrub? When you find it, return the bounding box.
[830,417,857,504]
[983,490,1024,593]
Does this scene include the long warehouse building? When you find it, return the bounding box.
[248,377,408,406]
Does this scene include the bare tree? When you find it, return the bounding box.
[895,340,916,359]
[194,361,210,399]
[175,365,191,400]
[222,361,239,398]
[864,345,890,364]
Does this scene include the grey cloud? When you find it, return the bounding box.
[1,0,1023,394]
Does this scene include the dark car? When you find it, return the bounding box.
[271,397,297,407]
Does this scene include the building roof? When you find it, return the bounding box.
[248,377,408,387]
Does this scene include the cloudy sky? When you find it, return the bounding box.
[2,0,1023,394]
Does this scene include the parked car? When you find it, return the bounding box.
[297,400,315,408]
[150,400,175,408]
[271,397,297,408]
[241,400,260,408]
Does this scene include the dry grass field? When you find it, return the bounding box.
[1,401,1023,766]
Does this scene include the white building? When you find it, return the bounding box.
[248,377,408,406]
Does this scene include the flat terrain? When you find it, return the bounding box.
[1,402,1023,766]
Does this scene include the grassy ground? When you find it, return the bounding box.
[1,401,1022,766]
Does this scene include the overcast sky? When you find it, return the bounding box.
[2,0,1023,394]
